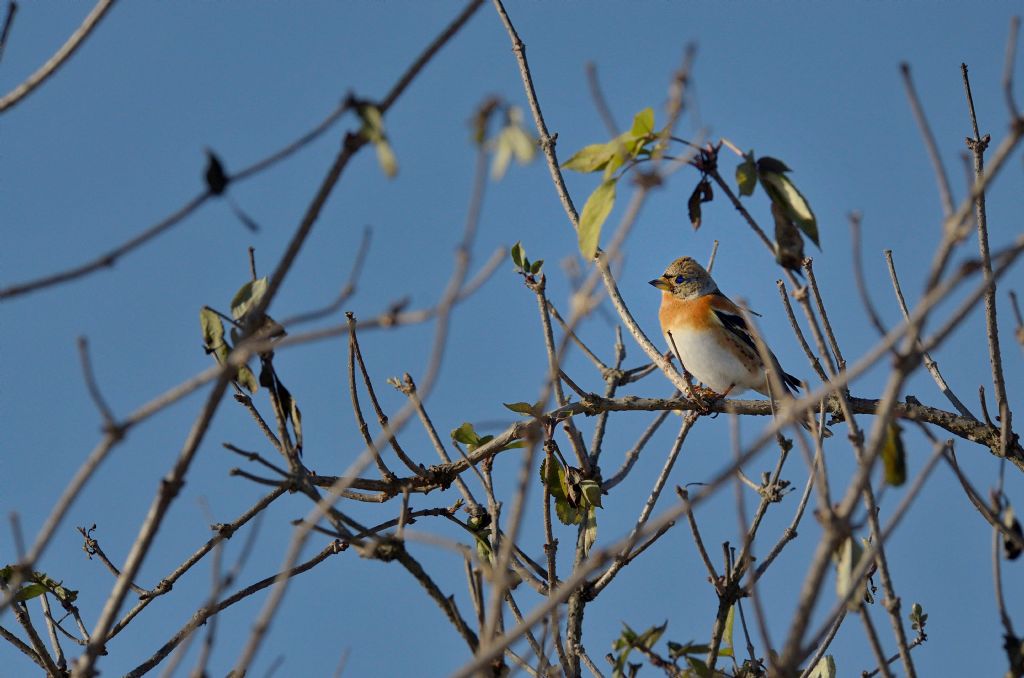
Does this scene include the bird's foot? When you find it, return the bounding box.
[687,385,724,415]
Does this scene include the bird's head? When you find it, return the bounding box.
[649,256,717,299]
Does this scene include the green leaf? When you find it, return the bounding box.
[555,497,585,526]
[736,152,757,196]
[685,656,711,677]
[635,621,667,649]
[578,178,616,260]
[563,142,618,173]
[50,583,78,604]
[466,511,490,532]
[756,156,791,174]
[491,131,513,180]
[909,602,928,631]
[881,422,907,487]
[452,422,480,447]
[759,169,819,247]
[611,621,667,678]
[375,138,398,178]
[359,105,386,143]
[581,506,598,557]
[450,422,505,452]
[667,641,711,659]
[616,625,637,650]
[611,625,636,677]
[507,125,536,166]
[473,532,493,564]
[580,479,603,509]
[15,583,47,601]
[807,654,837,678]
[563,465,584,508]
[540,457,566,501]
[358,105,398,179]
[510,241,524,268]
[722,603,735,653]
[771,200,805,272]
[834,536,867,612]
[530,259,544,274]
[35,571,79,604]
[602,139,629,179]
[504,401,542,417]
[629,107,655,139]
[236,364,259,394]
[231,277,269,322]
[199,307,228,364]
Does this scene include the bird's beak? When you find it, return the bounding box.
[649,278,671,291]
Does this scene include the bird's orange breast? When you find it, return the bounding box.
[659,293,714,331]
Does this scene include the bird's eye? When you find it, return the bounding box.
[674,275,686,284]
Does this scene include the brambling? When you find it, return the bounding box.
[650,256,829,435]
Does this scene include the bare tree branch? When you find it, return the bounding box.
[0,0,116,112]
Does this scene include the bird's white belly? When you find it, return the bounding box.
[664,326,758,394]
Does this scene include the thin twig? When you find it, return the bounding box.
[1008,290,1024,349]
[961,62,1013,457]
[0,1,17,65]
[0,622,45,670]
[591,414,697,596]
[398,373,479,510]
[992,490,1017,641]
[107,485,287,640]
[602,408,672,490]
[585,61,619,136]
[74,337,116,429]
[12,602,61,677]
[884,250,975,419]
[0,0,116,112]
[78,526,148,596]
[0,101,353,301]
[1003,16,1021,120]
[678,486,719,584]
[346,314,394,480]
[797,442,947,669]
[943,448,1024,554]
[348,314,425,476]
[803,260,846,371]
[529,273,590,470]
[860,608,895,678]
[228,6,488,663]
[863,633,928,678]
[39,594,67,673]
[278,226,372,326]
[587,325,626,466]
[125,540,345,678]
[900,62,955,218]
[706,239,720,274]
[491,0,579,227]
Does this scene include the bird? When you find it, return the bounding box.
[650,256,829,435]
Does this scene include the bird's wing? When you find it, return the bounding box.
[709,292,802,392]
[708,292,759,353]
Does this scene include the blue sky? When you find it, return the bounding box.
[3,2,1023,676]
